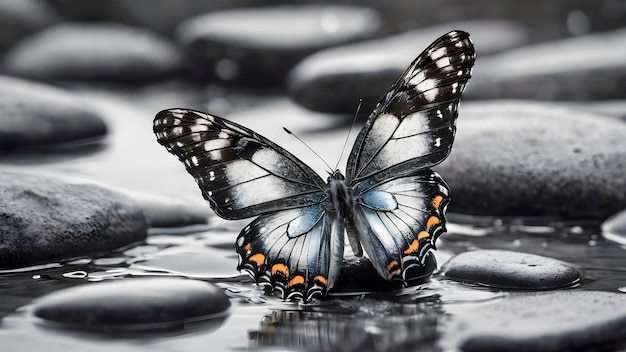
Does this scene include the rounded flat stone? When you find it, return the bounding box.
[4,23,182,82]
[33,278,230,330]
[440,250,580,289]
[0,75,107,151]
[442,291,626,351]
[435,101,626,219]
[176,5,380,86]
[0,171,148,269]
[288,20,529,114]
[467,28,626,100]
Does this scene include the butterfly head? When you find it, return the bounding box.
[327,169,345,182]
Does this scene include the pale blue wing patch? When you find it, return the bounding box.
[236,205,344,302]
[353,170,450,283]
[361,190,397,211]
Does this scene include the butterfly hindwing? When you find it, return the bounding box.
[346,30,475,183]
[236,205,344,301]
[352,170,450,282]
[154,109,327,220]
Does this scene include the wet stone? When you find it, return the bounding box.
[127,191,209,228]
[466,28,626,101]
[602,209,626,245]
[176,5,381,87]
[440,250,580,290]
[0,76,107,151]
[442,291,626,351]
[434,101,626,219]
[3,23,182,82]
[33,278,230,330]
[0,171,148,269]
[332,253,436,294]
[288,20,530,114]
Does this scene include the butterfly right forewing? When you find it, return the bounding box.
[346,30,475,184]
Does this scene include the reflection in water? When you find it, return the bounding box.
[249,300,444,352]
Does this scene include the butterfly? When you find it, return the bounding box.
[153,30,475,301]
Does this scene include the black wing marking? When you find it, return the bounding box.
[154,109,327,220]
[352,170,449,283]
[236,205,344,302]
[346,30,475,184]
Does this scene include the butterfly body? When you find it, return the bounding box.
[154,30,475,301]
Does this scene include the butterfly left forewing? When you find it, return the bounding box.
[236,205,344,301]
[154,109,327,220]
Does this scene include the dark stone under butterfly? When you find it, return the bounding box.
[153,31,476,302]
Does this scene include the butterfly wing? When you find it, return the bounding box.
[236,204,344,301]
[154,109,342,300]
[351,170,449,282]
[154,108,327,220]
[346,30,475,184]
[346,31,475,282]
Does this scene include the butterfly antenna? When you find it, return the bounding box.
[334,99,362,171]
[283,127,334,172]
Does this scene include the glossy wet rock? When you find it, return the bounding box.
[435,101,626,219]
[127,191,209,228]
[440,250,580,289]
[33,278,230,330]
[288,20,529,114]
[332,253,436,294]
[176,5,381,86]
[3,23,182,82]
[442,291,626,351]
[602,209,626,245]
[0,76,107,151]
[0,171,148,269]
[467,28,626,101]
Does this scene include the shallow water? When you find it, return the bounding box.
[2,88,626,351]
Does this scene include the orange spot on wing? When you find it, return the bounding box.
[248,253,265,267]
[432,195,444,210]
[387,260,399,270]
[271,263,289,277]
[427,216,440,229]
[288,275,305,287]
[243,243,251,253]
[418,230,430,240]
[314,276,327,286]
[403,239,419,255]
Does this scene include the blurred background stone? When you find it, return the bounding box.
[466,28,626,101]
[3,23,182,82]
[288,20,530,114]
[0,75,107,151]
[175,5,382,86]
[0,0,59,53]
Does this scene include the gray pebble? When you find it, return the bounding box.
[440,250,580,289]
[33,278,230,330]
